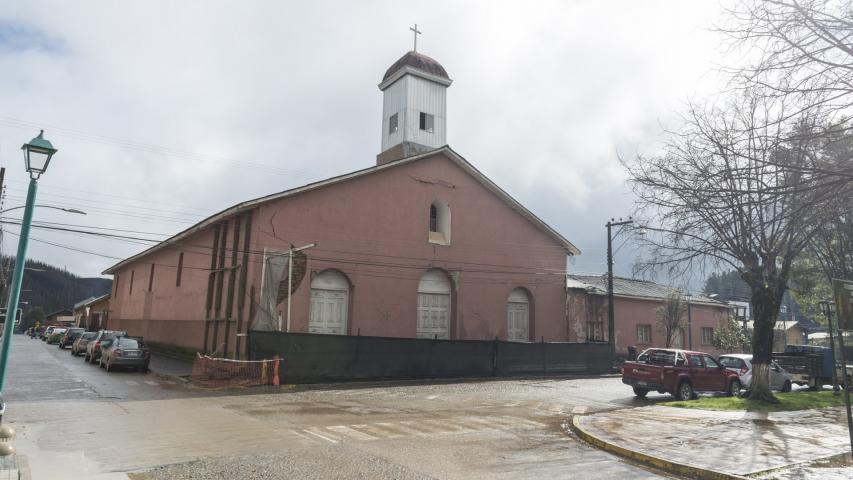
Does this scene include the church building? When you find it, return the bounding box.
[103,45,581,358]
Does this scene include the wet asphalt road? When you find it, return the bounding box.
[6,335,675,479]
[5,334,196,402]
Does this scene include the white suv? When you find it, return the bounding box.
[719,353,793,392]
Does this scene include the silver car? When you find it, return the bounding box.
[719,354,793,392]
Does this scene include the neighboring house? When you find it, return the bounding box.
[566,275,732,357]
[73,294,110,331]
[44,309,75,327]
[73,297,96,327]
[745,320,807,352]
[103,49,581,358]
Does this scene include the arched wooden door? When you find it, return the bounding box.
[507,288,530,342]
[309,270,349,335]
[417,269,451,339]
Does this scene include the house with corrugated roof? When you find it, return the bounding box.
[566,274,732,357]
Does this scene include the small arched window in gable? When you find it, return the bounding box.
[428,200,451,245]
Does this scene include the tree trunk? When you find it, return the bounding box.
[747,276,785,403]
[750,362,773,401]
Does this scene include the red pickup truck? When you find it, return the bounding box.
[622,348,742,400]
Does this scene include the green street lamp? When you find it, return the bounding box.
[0,130,57,401]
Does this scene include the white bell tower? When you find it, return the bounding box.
[377,25,452,165]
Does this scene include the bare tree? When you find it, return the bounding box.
[657,290,687,348]
[809,199,853,282]
[722,0,853,181]
[724,0,853,114]
[624,92,843,402]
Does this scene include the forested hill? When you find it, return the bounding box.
[2,257,112,316]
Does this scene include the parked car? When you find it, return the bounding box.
[99,336,150,372]
[719,354,793,393]
[622,348,742,400]
[71,332,98,356]
[59,327,85,349]
[85,330,128,364]
[46,328,67,345]
[41,326,57,341]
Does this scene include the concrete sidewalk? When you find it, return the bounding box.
[571,405,852,479]
[148,353,193,380]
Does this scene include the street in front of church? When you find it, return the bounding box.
[7,336,668,479]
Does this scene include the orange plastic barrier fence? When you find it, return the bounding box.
[190,354,281,388]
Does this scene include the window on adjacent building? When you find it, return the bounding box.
[148,263,155,291]
[389,113,398,134]
[176,252,184,287]
[701,327,714,345]
[637,324,652,343]
[586,321,603,341]
[428,200,451,245]
[419,112,434,132]
[129,270,135,295]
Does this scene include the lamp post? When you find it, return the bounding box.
[0,205,85,215]
[606,218,634,362]
[821,300,853,459]
[0,130,57,398]
[685,292,693,350]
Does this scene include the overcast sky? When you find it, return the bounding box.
[0,1,730,287]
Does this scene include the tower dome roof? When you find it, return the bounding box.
[382,50,449,82]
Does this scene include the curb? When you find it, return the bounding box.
[150,370,190,384]
[568,415,750,480]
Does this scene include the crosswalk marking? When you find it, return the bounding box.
[360,423,404,438]
[501,416,548,427]
[295,415,548,445]
[144,380,159,386]
[303,427,339,444]
[459,416,499,430]
[327,425,378,441]
[398,420,439,435]
[125,380,139,386]
[288,429,315,442]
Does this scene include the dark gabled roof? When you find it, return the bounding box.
[103,146,580,274]
[45,309,73,317]
[566,274,725,306]
[383,50,449,82]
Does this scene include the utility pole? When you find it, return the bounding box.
[606,218,633,363]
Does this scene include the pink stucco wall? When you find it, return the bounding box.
[108,152,571,355]
[566,289,729,357]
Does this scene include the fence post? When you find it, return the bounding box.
[541,336,546,372]
[354,328,361,370]
[273,355,280,386]
[492,336,498,376]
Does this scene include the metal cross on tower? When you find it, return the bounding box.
[410,24,422,52]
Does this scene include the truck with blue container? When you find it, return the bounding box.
[774,345,852,390]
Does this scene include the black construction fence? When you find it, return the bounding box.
[248,330,611,383]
